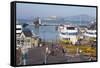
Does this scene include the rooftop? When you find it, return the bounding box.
[23,30,33,37]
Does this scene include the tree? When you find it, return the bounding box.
[22,23,29,28]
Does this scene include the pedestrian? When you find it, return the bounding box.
[62,48,65,55]
[50,49,55,56]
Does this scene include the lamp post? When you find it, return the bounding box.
[21,39,28,65]
[44,46,49,64]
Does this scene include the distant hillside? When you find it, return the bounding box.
[17,14,95,26]
[64,14,95,22]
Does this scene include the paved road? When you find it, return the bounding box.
[25,45,96,65]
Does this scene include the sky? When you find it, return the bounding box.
[16,3,96,20]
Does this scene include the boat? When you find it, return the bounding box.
[16,24,22,34]
[83,20,96,42]
[58,24,78,45]
[84,29,96,41]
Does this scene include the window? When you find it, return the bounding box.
[61,32,77,35]
[61,32,66,35]
[86,32,96,35]
[68,32,77,35]
[21,40,24,45]
[17,40,20,45]
[27,39,30,42]
[63,38,70,40]
[16,28,21,30]
[67,27,75,30]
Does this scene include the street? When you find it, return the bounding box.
[24,45,96,65]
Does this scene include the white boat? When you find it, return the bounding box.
[84,29,96,38]
[16,24,22,34]
[84,20,96,40]
[58,25,78,45]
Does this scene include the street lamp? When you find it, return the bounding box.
[21,38,28,65]
[44,46,49,64]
